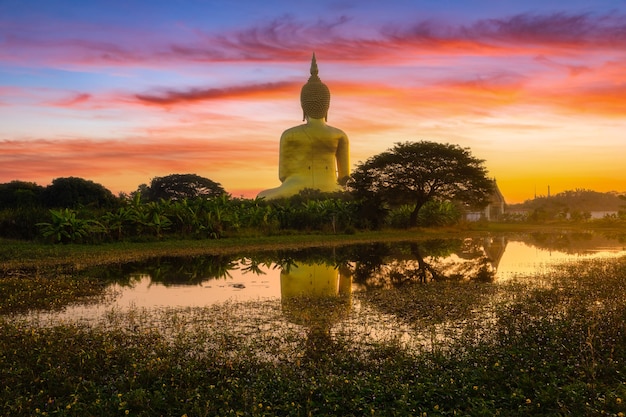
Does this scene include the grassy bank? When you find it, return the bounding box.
[0,228,486,277]
[3,222,624,275]
[2,256,626,416]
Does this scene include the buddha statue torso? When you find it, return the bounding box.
[276,119,348,194]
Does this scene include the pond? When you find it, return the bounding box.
[17,231,626,333]
[6,232,626,416]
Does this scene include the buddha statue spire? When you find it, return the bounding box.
[309,52,319,79]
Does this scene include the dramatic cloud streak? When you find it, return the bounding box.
[3,12,625,67]
[135,82,297,106]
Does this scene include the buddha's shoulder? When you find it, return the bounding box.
[281,125,306,136]
[325,125,348,136]
[280,123,347,138]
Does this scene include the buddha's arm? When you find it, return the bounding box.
[278,131,293,182]
[335,133,350,185]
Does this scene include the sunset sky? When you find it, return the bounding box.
[1,0,625,203]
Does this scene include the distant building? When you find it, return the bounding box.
[465,179,506,221]
[589,211,619,219]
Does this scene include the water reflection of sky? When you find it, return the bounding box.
[20,234,626,325]
[497,240,626,279]
[25,268,285,324]
[115,272,281,307]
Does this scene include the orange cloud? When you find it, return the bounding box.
[541,85,626,117]
[0,138,278,193]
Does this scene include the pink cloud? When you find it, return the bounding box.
[4,12,624,69]
[135,81,298,106]
[0,33,146,67]
[468,13,626,47]
[387,12,626,48]
[46,93,92,108]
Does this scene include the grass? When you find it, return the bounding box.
[0,230,438,274]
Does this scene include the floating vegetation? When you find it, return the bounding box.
[0,274,110,314]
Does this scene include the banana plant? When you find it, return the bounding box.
[100,206,137,241]
[37,208,102,243]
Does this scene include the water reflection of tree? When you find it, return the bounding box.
[84,238,506,291]
[349,240,502,330]
[85,255,240,286]
[85,246,352,288]
[527,232,594,254]
[349,239,496,288]
[495,231,626,258]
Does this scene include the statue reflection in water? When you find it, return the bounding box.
[280,261,352,360]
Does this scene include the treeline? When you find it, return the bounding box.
[507,189,626,222]
[0,174,460,243]
[2,141,500,242]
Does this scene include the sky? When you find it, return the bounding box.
[1,0,625,203]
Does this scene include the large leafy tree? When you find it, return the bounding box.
[41,177,118,208]
[0,180,44,209]
[349,141,493,227]
[146,174,226,201]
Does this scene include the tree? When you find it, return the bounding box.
[41,177,118,209]
[348,141,493,227]
[145,174,226,201]
[0,180,44,209]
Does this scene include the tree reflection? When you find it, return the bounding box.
[355,239,505,329]
[525,231,620,254]
[350,238,499,288]
[86,238,502,290]
[86,255,240,286]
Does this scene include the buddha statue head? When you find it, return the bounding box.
[300,53,330,121]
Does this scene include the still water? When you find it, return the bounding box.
[20,232,626,325]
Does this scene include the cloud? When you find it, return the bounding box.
[543,84,626,116]
[467,13,626,47]
[377,12,626,60]
[164,12,626,67]
[207,15,359,59]
[2,11,625,69]
[0,33,146,67]
[135,81,297,105]
[46,93,92,108]
[0,138,278,191]
[534,55,591,76]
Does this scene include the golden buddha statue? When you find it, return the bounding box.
[258,53,350,199]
